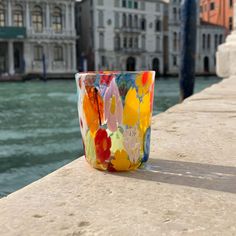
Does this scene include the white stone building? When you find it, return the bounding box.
[167,0,226,75]
[0,0,76,79]
[77,0,166,74]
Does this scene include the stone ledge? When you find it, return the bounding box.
[0,77,236,236]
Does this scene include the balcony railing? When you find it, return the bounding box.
[116,27,143,33]
[115,47,144,53]
[27,28,76,38]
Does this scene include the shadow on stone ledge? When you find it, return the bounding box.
[112,159,236,194]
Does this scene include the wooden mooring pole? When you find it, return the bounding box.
[179,0,197,101]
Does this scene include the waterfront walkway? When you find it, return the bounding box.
[0,76,236,236]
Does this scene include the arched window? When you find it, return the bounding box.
[32,6,43,32]
[54,45,63,61]
[207,34,211,49]
[128,14,132,28]
[53,7,62,33]
[202,34,205,49]
[122,13,127,27]
[13,4,23,27]
[0,3,5,26]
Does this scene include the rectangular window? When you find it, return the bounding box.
[98,10,104,27]
[229,17,233,31]
[122,0,126,7]
[34,45,43,61]
[99,32,104,49]
[134,1,138,9]
[140,1,145,10]
[173,56,177,66]
[0,12,5,26]
[98,0,103,6]
[156,36,160,51]
[142,56,145,67]
[128,0,132,8]
[115,12,119,28]
[123,37,127,48]
[129,37,133,48]
[214,34,218,49]
[134,37,138,48]
[142,35,145,50]
[14,13,23,27]
[229,0,233,8]
[200,6,203,13]
[52,8,62,33]
[210,2,215,10]
[54,46,63,61]
[32,14,43,32]
[156,3,160,12]
[114,0,120,7]
[101,56,106,66]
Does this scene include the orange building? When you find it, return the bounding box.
[200,0,235,33]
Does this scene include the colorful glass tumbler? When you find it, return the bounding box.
[75,71,155,171]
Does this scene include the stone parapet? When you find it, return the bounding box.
[0,77,236,235]
[216,2,236,78]
[217,32,236,77]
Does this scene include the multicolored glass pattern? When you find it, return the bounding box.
[76,71,155,171]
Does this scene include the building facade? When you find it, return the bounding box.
[200,0,235,33]
[0,0,76,79]
[168,0,226,74]
[77,0,166,74]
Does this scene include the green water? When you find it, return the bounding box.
[0,76,221,197]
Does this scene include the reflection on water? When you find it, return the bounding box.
[0,76,221,197]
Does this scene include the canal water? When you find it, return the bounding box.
[0,76,221,197]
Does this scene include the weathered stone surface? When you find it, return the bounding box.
[0,77,236,236]
[217,2,236,78]
[217,32,236,78]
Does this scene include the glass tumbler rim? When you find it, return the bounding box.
[75,71,155,78]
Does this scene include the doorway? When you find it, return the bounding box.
[152,58,160,76]
[204,56,209,73]
[126,56,136,71]
[14,42,24,73]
